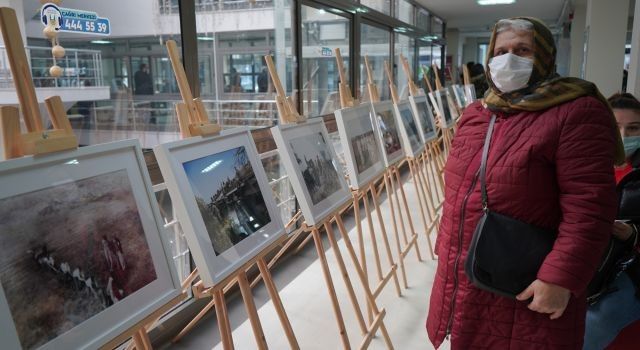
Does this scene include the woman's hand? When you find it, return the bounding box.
[613,221,634,241]
[516,279,571,320]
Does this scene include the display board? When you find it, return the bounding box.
[271,119,351,226]
[408,94,438,144]
[334,103,385,189]
[0,140,181,350]
[394,100,425,158]
[370,100,406,167]
[154,130,285,287]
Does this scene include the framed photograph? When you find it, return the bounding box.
[464,84,477,104]
[394,100,425,158]
[433,88,459,129]
[334,103,385,189]
[370,100,405,167]
[259,150,298,234]
[271,119,351,226]
[451,85,468,109]
[409,94,438,144]
[0,140,181,350]
[154,130,285,287]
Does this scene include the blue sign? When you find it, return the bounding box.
[41,3,111,36]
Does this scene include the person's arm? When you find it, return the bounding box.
[517,97,618,318]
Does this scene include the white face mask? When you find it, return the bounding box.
[488,53,534,93]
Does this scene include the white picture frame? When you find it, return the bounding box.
[0,140,181,350]
[394,100,425,158]
[271,119,351,226]
[334,103,385,189]
[154,130,285,287]
[370,100,406,167]
[433,88,459,129]
[409,94,438,144]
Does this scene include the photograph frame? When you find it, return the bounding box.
[409,94,438,144]
[451,84,468,109]
[394,100,425,158]
[271,119,351,226]
[334,103,386,190]
[0,140,181,350]
[154,130,285,287]
[433,88,459,129]
[370,100,406,167]
[464,84,477,104]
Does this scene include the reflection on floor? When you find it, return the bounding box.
[160,169,450,350]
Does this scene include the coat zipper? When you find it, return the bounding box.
[445,167,481,338]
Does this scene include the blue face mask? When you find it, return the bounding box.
[623,136,640,158]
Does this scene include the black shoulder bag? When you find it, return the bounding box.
[464,114,557,298]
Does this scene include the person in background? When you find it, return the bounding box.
[426,17,624,349]
[584,92,640,350]
[134,63,153,95]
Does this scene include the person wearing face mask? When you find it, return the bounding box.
[426,17,624,349]
[583,93,640,350]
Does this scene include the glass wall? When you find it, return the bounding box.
[416,8,430,32]
[359,22,391,102]
[301,5,351,118]
[396,0,415,25]
[361,0,391,16]
[394,32,415,99]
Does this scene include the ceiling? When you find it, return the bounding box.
[417,0,570,32]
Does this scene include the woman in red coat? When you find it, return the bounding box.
[426,17,625,349]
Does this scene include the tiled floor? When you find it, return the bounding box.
[161,168,449,350]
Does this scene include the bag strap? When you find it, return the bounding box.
[480,114,497,210]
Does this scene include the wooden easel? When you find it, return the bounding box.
[335,48,358,108]
[398,56,445,209]
[0,7,77,160]
[0,8,186,350]
[161,42,299,350]
[358,56,423,299]
[264,55,305,124]
[384,60,436,259]
[336,58,404,325]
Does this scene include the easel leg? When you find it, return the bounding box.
[237,270,268,350]
[257,258,300,350]
[354,192,372,324]
[311,228,351,350]
[363,190,384,282]
[251,229,303,288]
[388,169,422,262]
[412,161,437,257]
[332,216,394,350]
[383,173,409,289]
[132,329,152,350]
[403,163,435,259]
[391,166,423,262]
[172,298,216,343]
[213,288,235,350]
[368,184,402,296]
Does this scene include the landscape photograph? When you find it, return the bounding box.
[415,100,435,136]
[182,146,271,256]
[289,132,343,205]
[399,106,422,153]
[438,90,454,125]
[0,170,157,350]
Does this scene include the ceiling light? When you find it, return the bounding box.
[197,36,214,41]
[90,40,112,44]
[477,0,516,5]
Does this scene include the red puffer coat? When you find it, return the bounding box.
[427,96,618,349]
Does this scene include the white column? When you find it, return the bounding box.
[569,2,587,77]
[584,0,629,97]
[627,1,640,95]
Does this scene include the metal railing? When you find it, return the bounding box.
[69,97,280,132]
[158,0,274,15]
[0,46,104,89]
